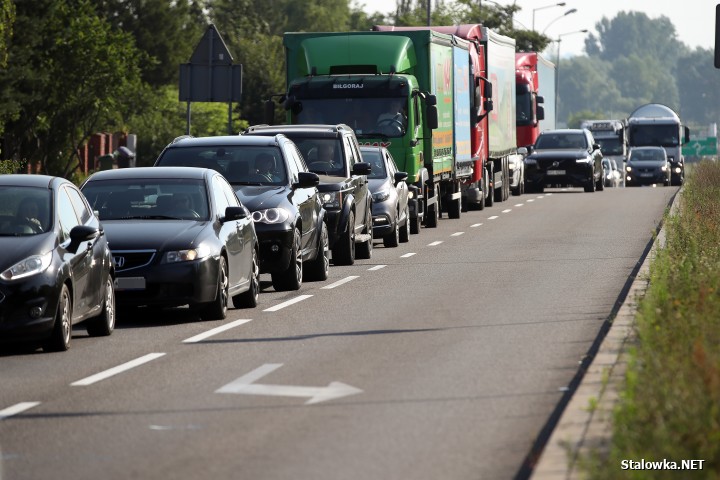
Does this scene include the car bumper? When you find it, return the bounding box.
[113,255,219,307]
[372,202,395,237]
[525,163,594,188]
[626,170,668,185]
[0,272,62,344]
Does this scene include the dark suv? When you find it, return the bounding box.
[154,135,329,291]
[244,124,373,265]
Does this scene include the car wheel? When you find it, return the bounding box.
[356,208,373,259]
[197,256,228,320]
[332,210,355,266]
[233,247,259,308]
[399,204,410,243]
[383,219,400,248]
[86,274,115,337]
[596,174,604,191]
[305,221,329,281]
[272,228,302,291]
[44,284,72,352]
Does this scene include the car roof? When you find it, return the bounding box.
[0,174,60,189]
[86,166,212,182]
[244,124,355,139]
[167,135,284,148]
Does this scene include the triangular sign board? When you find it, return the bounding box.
[189,24,233,66]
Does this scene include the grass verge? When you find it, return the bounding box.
[587,161,720,479]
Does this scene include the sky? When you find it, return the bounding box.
[355,0,716,59]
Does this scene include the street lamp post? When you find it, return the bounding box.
[532,2,566,32]
[554,29,588,126]
[542,8,578,35]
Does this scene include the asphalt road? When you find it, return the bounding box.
[0,185,677,480]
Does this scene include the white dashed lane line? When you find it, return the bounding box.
[527,199,535,202]
[502,209,512,213]
[322,276,359,289]
[400,252,416,258]
[0,402,40,420]
[71,353,167,386]
[183,319,252,344]
[471,223,483,228]
[263,294,313,312]
[368,265,387,271]
[451,232,464,237]
[515,204,524,207]
[428,241,443,246]
[488,216,499,220]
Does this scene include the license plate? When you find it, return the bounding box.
[547,170,565,176]
[115,277,146,291]
[639,173,653,177]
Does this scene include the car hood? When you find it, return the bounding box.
[628,160,666,168]
[316,175,350,192]
[232,185,288,211]
[101,220,206,252]
[368,178,391,194]
[528,149,590,160]
[0,233,55,273]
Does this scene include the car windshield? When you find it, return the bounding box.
[81,178,210,221]
[291,138,346,176]
[0,186,52,236]
[535,133,587,150]
[292,98,407,138]
[596,137,624,156]
[629,149,665,162]
[156,146,288,186]
[359,149,387,180]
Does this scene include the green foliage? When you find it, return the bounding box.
[0,159,24,175]
[677,48,720,126]
[566,110,605,129]
[587,162,720,478]
[0,0,13,67]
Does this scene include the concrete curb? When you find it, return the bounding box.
[530,189,681,480]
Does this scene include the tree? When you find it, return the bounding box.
[0,0,144,176]
[677,47,720,125]
[556,56,623,124]
[0,0,13,67]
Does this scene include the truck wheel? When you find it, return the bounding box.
[332,211,355,265]
[448,196,461,219]
[486,163,494,207]
[426,191,439,228]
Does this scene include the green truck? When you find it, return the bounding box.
[280,30,479,230]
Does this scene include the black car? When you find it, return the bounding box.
[153,135,329,291]
[244,124,373,265]
[524,129,604,193]
[625,146,671,187]
[81,167,259,319]
[360,145,410,248]
[0,175,115,352]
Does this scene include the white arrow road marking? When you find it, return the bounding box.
[71,353,166,386]
[0,402,40,420]
[471,223,483,228]
[400,252,416,258]
[451,232,464,237]
[322,276,359,289]
[428,241,443,246]
[263,294,313,312]
[368,265,386,271]
[183,319,252,343]
[488,216,499,220]
[216,364,362,405]
[502,209,512,213]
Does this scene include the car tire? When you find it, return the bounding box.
[44,284,72,352]
[332,210,355,266]
[356,208,373,259]
[399,204,410,243]
[86,274,115,337]
[596,174,604,191]
[272,228,302,291]
[197,256,228,320]
[409,199,421,234]
[233,247,259,308]
[305,221,329,281]
[383,221,400,248]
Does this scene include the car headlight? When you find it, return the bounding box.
[661,165,667,171]
[524,158,537,165]
[626,166,632,172]
[372,189,391,202]
[164,245,210,263]
[0,251,52,281]
[251,207,290,224]
[321,191,342,209]
[675,167,682,173]
[408,190,415,199]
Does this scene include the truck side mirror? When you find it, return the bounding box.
[264,100,275,125]
[537,105,545,121]
[483,99,494,113]
[484,82,493,99]
[426,94,437,106]
[684,126,690,145]
[426,105,439,130]
[537,95,545,104]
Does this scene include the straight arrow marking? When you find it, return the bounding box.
[216,363,362,405]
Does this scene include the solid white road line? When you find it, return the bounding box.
[183,319,252,344]
[322,276,359,289]
[471,223,483,228]
[0,402,40,420]
[71,353,166,386]
[367,265,387,271]
[400,252,416,258]
[428,241,443,246]
[263,294,313,312]
[488,216,499,220]
[502,209,512,213]
[451,232,464,237]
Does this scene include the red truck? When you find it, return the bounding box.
[374,24,524,209]
[515,52,556,149]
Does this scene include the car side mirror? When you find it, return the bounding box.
[352,162,372,176]
[68,225,100,253]
[394,171,408,184]
[293,171,320,189]
[222,206,248,222]
[593,143,601,151]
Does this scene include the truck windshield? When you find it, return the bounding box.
[516,90,532,127]
[629,125,679,147]
[294,98,407,138]
[595,137,623,156]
